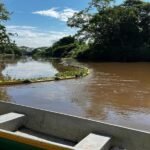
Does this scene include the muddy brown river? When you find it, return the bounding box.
[0,57,150,131]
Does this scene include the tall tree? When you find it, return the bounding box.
[67,0,150,61]
[0,2,10,54]
[0,2,9,21]
[0,2,21,56]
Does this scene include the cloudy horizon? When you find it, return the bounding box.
[2,0,89,48]
[6,25,75,48]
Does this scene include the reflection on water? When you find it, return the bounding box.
[0,58,150,131]
[0,87,10,102]
[1,57,58,80]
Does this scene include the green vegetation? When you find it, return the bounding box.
[33,0,150,62]
[32,36,88,58]
[67,0,150,61]
[55,66,89,79]
[0,68,89,85]
[0,59,89,85]
[30,47,47,57]
[44,36,78,58]
[0,2,89,86]
[0,2,21,56]
[1,0,150,61]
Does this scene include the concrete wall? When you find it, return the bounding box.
[0,101,150,150]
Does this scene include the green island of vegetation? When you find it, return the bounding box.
[0,0,150,85]
[0,59,90,85]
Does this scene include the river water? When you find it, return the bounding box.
[0,57,150,131]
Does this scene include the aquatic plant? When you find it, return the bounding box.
[55,66,89,79]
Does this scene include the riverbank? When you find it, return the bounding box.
[0,64,89,86]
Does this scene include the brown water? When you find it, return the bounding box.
[0,57,150,131]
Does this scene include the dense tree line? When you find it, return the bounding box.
[32,36,88,58]
[34,0,150,61]
[67,0,150,61]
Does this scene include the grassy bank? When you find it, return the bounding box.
[0,64,89,86]
[55,65,89,79]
